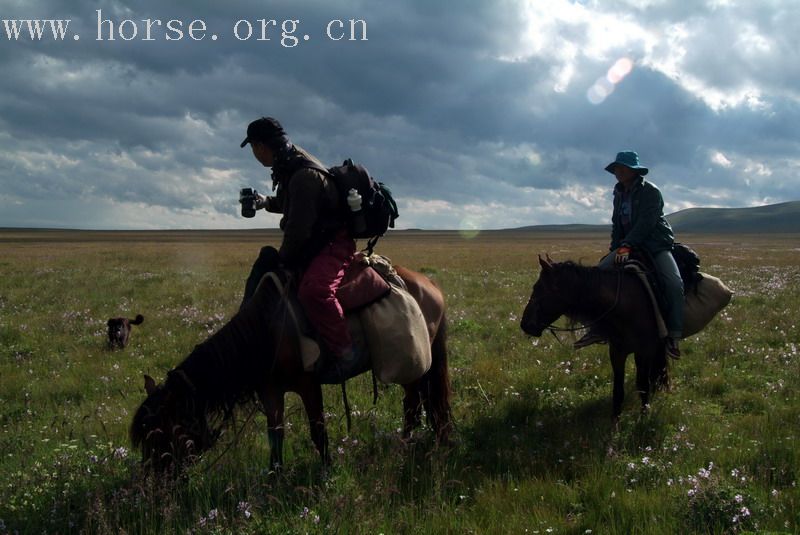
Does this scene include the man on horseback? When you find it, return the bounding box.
[574,151,684,358]
[238,117,361,381]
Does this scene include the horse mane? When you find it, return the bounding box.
[552,260,606,291]
[550,260,625,322]
[160,276,286,439]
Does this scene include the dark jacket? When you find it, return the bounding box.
[610,176,674,254]
[263,145,346,268]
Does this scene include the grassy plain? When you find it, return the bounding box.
[0,229,798,534]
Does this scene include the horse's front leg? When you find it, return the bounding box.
[297,375,330,466]
[259,387,285,470]
[633,350,651,412]
[609,343,627,420]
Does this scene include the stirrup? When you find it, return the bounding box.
[315,347,369,384]
[665,338,681,360]
[573,331,607,349]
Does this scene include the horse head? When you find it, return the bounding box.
[520,255,570,336]
[130,372,217,474]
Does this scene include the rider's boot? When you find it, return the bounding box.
[573,328,608,349]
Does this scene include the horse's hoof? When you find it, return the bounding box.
[319,465,332,482]
[435,436,456,452]
[611,416,621,432]
[265,463,282,478]
[401,432,418,446]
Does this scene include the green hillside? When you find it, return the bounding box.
[511,201,800,233]
[667,201,800,233]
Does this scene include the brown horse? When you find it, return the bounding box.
[130,266,451,473]
[520,256,668,419]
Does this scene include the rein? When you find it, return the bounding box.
[542,268,623,338]
[201,404,259,474]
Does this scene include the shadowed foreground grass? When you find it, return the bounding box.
[0,230,798,534]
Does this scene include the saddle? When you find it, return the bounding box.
[261,253,432,384]
[628,245,704,314]
[622,261,669,338]
[626,251,670,314]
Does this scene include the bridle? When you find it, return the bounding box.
[531,269,623,342]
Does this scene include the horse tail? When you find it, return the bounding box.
[422,313,452,443]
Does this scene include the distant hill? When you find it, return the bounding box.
[509,201,800,234]
[505,223,607,233]
[666,201,800,233]
[3,202,798,235]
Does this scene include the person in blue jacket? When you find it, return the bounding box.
[574,151,683,358]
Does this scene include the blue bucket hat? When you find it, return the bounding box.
[605,150,648,175]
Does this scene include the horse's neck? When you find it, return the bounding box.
[178,293,281,402]
[563,268,620,319]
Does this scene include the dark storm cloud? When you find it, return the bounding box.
[0,0,798,229]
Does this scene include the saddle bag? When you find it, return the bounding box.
[268,254,432,385]
[682,273,733,337]
[357,282,432,385]
[624,265,733,339]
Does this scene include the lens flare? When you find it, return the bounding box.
[607,57,633,84]
[587,77,615,105]
[587,57,634,105]
[458,217,481,239]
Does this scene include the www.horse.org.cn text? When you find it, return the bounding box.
[1,9,368,47]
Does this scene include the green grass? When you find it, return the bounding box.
[0,230,798,534]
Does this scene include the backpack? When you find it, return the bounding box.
[299,157,399,252]
[326,158,398,236]
[671,242,702,292]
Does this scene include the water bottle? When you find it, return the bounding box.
[346,188,366,235]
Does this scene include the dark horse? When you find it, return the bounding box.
[130,266,451,473]
[520,256,668,419]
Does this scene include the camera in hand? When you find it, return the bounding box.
[240,187,258,218]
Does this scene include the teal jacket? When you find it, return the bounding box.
[610,176,674,254]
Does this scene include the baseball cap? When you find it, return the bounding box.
[240,117,287,148]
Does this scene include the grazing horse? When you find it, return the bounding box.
[130,266,451,474]
[520,256,668,419]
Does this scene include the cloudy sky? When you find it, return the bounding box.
[1,0,798,230]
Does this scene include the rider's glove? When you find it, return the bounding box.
[614,245,631,265]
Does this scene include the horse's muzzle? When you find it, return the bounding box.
[520,319,544,337]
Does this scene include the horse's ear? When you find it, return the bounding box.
[144,374,157,395]
[545,253,554,263]
[538,254,558,290]
[538,254,553,273]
